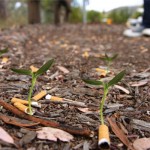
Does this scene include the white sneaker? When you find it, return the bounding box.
[123,29,142,37]
[142,28,150,36]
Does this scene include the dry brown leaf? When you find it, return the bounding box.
[107,116,134,150]
[0,127,15,144]
[77,108,90,113]
[133,138,150,150]
[0,113,39,127]
[114,85,130,94]
[57,66,70,74]
[130,80,148,87]
[77,107,98,113]
[36,127,74,142]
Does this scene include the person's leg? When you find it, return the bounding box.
[142,0,150,28]
[123,0,150,37]
[61,0,71,22]
[54,0,61,25]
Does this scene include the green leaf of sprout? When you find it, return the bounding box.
[108,70,126,87]
[0,48,8,56]
[11,68,32,76]
[82,78,103,85]
[35,59,54,77]
[100,53,118,62]
[110,54,118,61]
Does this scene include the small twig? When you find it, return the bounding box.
[0,100,92,136]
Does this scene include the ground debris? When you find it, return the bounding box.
[0,24,149,149]
[131,119,150,133]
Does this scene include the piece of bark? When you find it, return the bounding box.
[0,100,92,136]
[19,131,37,146]
[0,113,39,127]
[131,119,150,133]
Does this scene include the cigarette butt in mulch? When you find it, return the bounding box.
[1,57,8,64]
[11,98,41,108]
[82,51,89,58]
[32,90,47,101]
[30,65,39,72]
[95,68,107,76]
[98,124,110,149]
[14,102,35,115]
[11,98,29,105]
[45,94,63,101]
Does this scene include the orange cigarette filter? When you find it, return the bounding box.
[1,57,8,64]
[98,124,110,149]
[82,51,89,58]
[11,97,41,108]
[45,94,63,101]
[11,98,28,105]
[14,102,35,115]
[14,102,28,113]
[32,90,47,101]
[51,96,63,101]
[30,65,39,72]
[95,68,107,76]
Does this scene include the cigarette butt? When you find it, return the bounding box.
[11,98,28,105]
[95,68,107,76]
[1,57,8,64]
[32,90,47,101]
[30,65,39,72]
[98,124,110,149]
[51,96,63,101]
[45,94,63,101]
[14,102,35,115]
[82,51,89,58]
[11,97,41,108]
[31,101,41,108]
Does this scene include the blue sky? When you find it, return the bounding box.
[77,0,143,12]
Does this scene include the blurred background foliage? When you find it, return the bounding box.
[69,7,82,23]
[107,8,131,24]
[0,0,142,28]
[87,10,102,23]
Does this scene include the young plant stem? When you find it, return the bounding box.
[28,74,36,115]
[106,61,110,75]
[100,85,108,125]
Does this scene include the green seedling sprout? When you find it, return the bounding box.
[82,70,125,148]
[0,48,8,56]
[100,53,118,74]
[11,59,54,115]
[83,70,125,125]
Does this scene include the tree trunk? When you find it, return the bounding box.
[27,0,41,24]
[0,0,7,20]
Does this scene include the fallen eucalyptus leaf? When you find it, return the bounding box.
[133,138,150,150]
[114,85,130,94]
[57,66,70,74]
[0,127,14,144]
[130,80,148,87]
[36,127,73,142]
